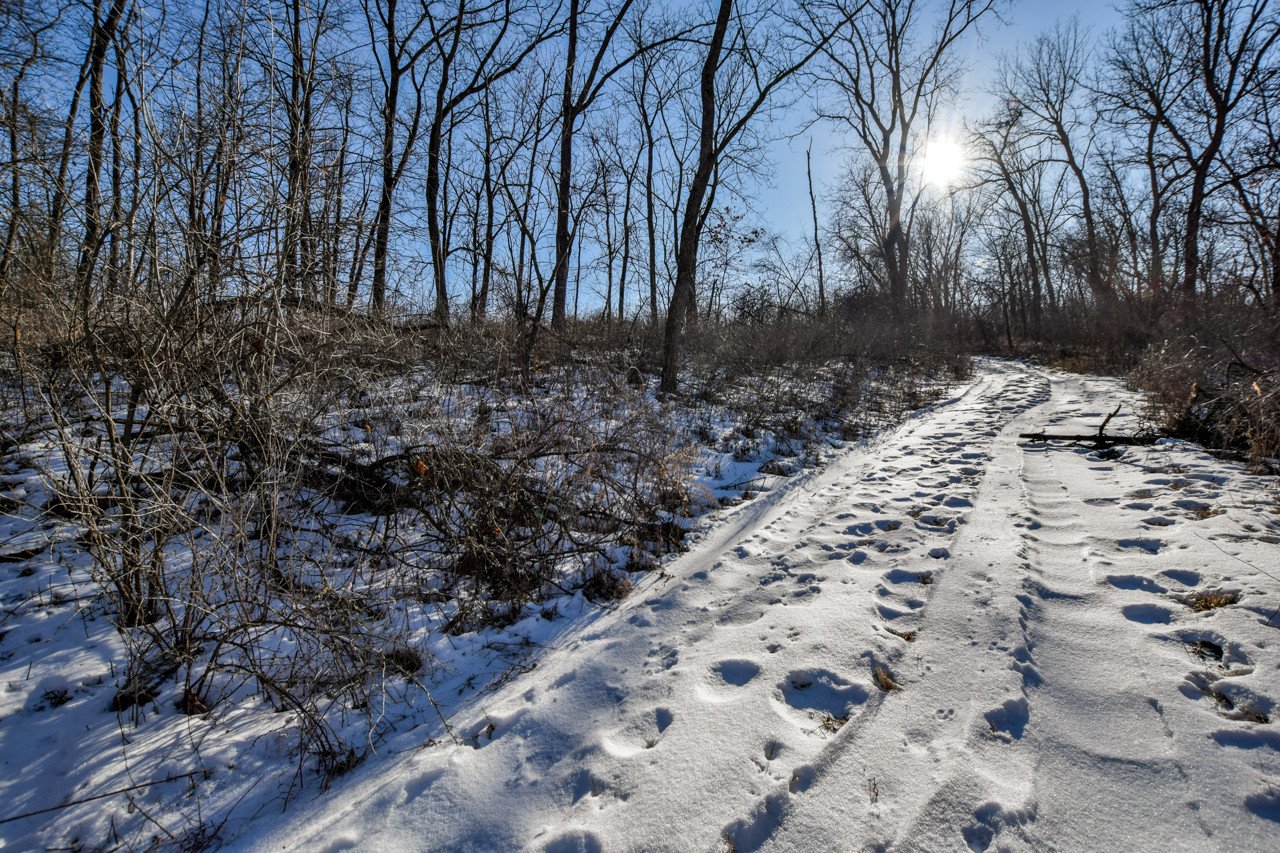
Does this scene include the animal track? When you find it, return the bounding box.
[883,568,932,585]
[1117,538,1164,554]
[962,800,1035,852]
[718,607,766,626]
[538,829,604,853]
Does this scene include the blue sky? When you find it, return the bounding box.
[759,0,1123,238]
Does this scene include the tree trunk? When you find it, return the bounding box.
[807,142,826,317]
[551,0,579,329]
[73,0,128,334]
[659,0,732,394]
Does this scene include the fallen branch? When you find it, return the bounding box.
[1019,404,1158,447]
[1017,432,1155,446]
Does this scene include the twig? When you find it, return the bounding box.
[0,772,198,826]
[1097,404,1122,442]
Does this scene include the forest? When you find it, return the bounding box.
[0,0,1277,849]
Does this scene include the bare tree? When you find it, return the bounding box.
[1108,0,1280,300]
[807,139,827,316]
[811,0,998,316]
[659,0,852,393]
[72,0,128,333]
[423,0,554,324]
[1006,19,1110,301]
[364,0,435,313]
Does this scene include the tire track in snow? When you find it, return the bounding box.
[736,361,1053,853]
[752,366,1280,853]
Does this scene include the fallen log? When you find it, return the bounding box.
[1019,404,1158,447]
[1017,432,1155,446]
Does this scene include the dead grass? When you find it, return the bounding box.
[581,569,633,603]
[1237,706,1272,724]
[872,666,903,692]
[1179,589,1242,612]
[1189,639,1225,661]
[817,712,849,733]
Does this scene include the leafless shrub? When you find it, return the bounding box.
[23,305,702,780]
[1134,321,1280,462]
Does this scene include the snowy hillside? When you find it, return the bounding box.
[221,359,1279,851]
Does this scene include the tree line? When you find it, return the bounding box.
[1,0,1277,386]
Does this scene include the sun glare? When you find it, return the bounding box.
[921,138,967,188]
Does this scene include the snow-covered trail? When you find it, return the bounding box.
[246,360,1279,852]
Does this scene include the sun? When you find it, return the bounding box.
[920,138,967,188]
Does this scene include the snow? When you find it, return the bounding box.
[229,359,1278,851]
[4,359,1279,850]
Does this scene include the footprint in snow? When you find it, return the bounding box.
[601,708,674,757]
[644,645,679,674]
[711,659,762,687]
[1202,679,1273,723]
[538,829,605,853]
[1244,788,1280,823]
[1106,574,1168,594]
[1117,538,1164,554]
[962,800,1035,852]
[1122,602,1174,624]
[656,707,675,731]
[877,602,914,621]
[399,767,447,804]
[1168,629,1245,666]
[718,607,766,627]
[1210,728,1280,751]
[1160,568,1201,587]
[465,707,529,749]
[883,568,932,585]
[983,697,1030,739]
[776,668,869,724]
[570,769,611,803]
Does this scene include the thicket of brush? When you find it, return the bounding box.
[1132,311,1280,464]
[0,283,966,781]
